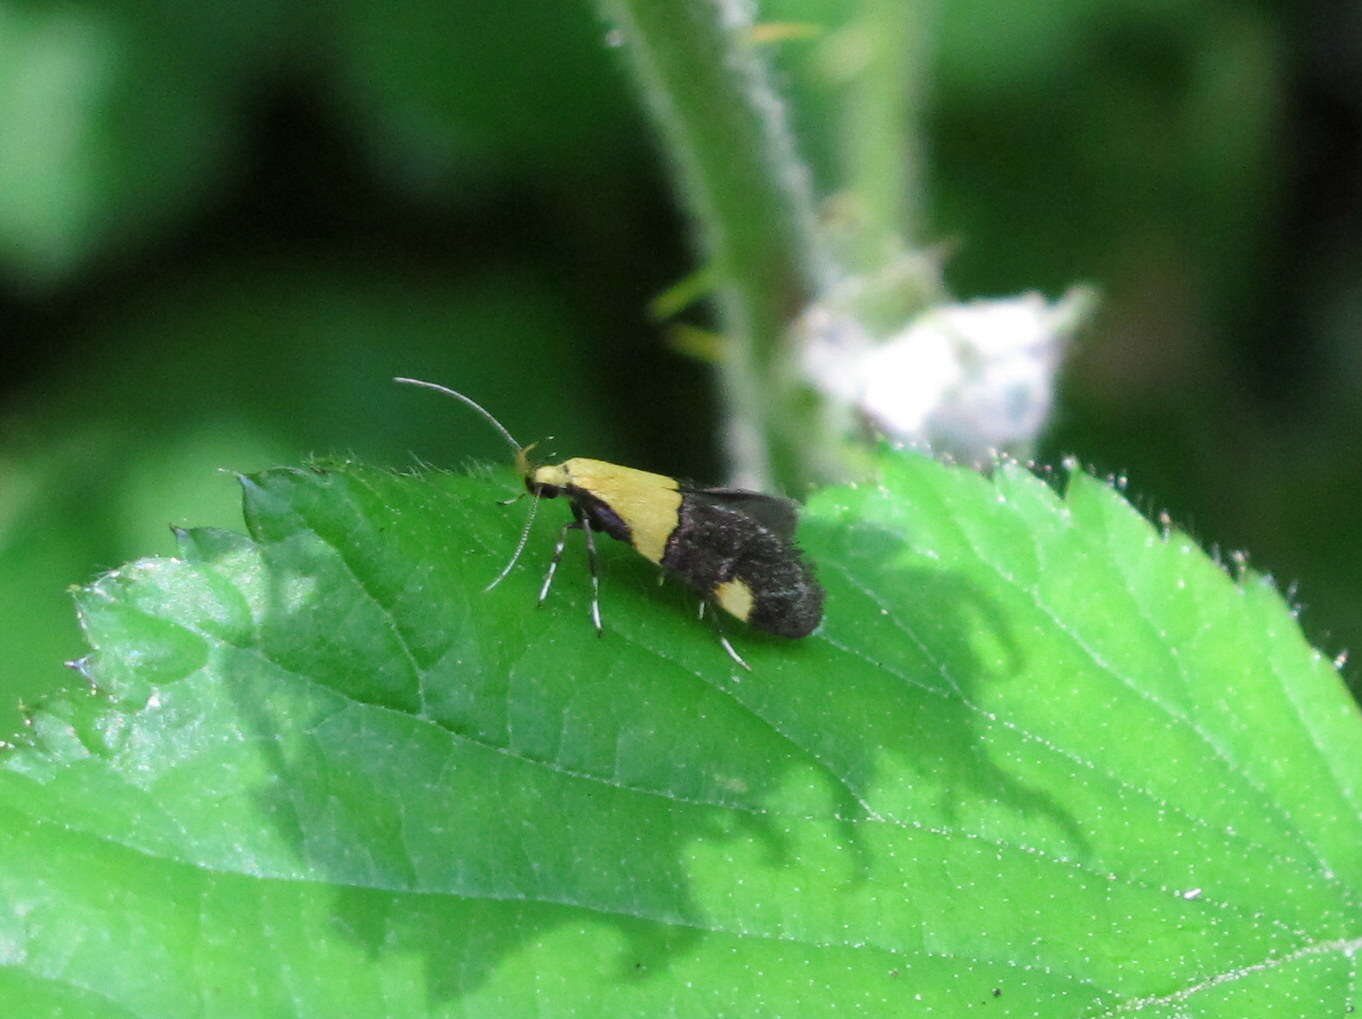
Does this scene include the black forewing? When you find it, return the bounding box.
[664,488,824,638]
[682,488,800,541]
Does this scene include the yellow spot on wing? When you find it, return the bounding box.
[560,458,682,564]
[714,578,755,622]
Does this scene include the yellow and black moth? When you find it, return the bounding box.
[395,378,824,668]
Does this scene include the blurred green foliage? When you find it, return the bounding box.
[0,258,637,732]
[2,0,1359,737]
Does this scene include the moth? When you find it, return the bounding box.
[396,377,824,668]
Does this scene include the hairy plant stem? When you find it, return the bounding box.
[844,0,933,272]
[598,0,834,491]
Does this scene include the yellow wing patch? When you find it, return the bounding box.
[714,578,755,623]
[560,458,682,564]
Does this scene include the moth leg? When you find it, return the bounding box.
[580,513,603,636]
[720,635,749,672]
[497,492,526,507]
[539,519,581,604]
[704,599,750,672]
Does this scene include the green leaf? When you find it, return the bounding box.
[3,453,1359,1015]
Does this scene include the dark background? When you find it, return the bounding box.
[2,0,1359,732]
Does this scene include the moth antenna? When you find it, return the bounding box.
[485,488,541,592]
[394,377,522,455]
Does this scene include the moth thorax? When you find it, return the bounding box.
[528,462,570,496]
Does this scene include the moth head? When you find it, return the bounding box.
[524,453,568,499]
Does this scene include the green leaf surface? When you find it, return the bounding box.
[3,453,1359,1016]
